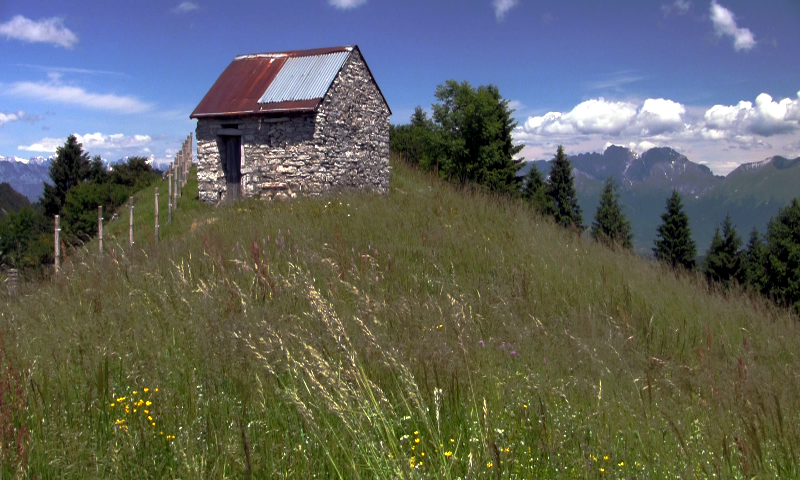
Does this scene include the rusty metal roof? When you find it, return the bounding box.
[191,45,388,119]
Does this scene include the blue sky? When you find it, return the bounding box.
[0,0,798,174]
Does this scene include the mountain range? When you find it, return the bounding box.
[0,154,159,203]
[0,156,53,202]
[518,146,800,254]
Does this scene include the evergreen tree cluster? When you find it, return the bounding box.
[651,189,800,313]
[0,135,159,271]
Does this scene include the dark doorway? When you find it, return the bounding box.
[222,135,242,201]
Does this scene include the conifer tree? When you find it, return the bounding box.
[521,163,550,211]
[42,135,91,217]
[703,213,743,288]
[591,176,632,249]
[653,190,696,269]
[741,227,766,291]
[545,145,582,229]
[763,198,800,312]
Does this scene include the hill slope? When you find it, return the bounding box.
[0,182,31,217]
[1,156,798,478]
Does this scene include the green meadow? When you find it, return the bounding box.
[1,155,798,479]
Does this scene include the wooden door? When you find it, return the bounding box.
[223,136,241,201]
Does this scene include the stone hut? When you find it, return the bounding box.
[190,45,391,203]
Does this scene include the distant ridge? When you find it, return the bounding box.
[517,146,800,253]
[0,156,52,202]
[0,182,31,217]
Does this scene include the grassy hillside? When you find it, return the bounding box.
[1,155,799,479]
[0,182,31,218]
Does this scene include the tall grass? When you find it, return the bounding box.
[1,154,798,478]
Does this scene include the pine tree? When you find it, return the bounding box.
[545,145,582,229]
[42,135,91,217]
[763,198,800,312]
[653,190,696,269]
[521,163,550,211]
[591,176,632,249]
[741,227,766,291]
[703,213,743,288]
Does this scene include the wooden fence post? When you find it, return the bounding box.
[54,215,60,275]
[175,158,180,203]
[7,268,18,297]
[168,164,173,223]
[98,205,103,260]
[155,187,159,242]
[178,153,183,196]
[128,197,134,249]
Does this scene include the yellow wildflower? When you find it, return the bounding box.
[116,397,126,402]
[146,400,152,406]
[143,388,150,393]
[109,403,115,408]
[487,461,493,468]
[132,391,138,395]
[619,462,625,467]
[414,430,419,436]
[415,438,420,444]
[409,456,415,468]
[148,416,153,421]
[600,468,605,473]
[421,452,425,457]
[445,451,453,458]
[450,438,455,443]
[604,456,609,461]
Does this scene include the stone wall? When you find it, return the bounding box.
[195,49,390,204]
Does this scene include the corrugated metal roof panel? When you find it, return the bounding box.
[190,45,390,118]
[258,51,350,104]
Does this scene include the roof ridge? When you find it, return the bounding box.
[235,45,353,61]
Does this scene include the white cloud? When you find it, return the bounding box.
[18,137,63,152]
[173,2,199,13]
[79,133,152,150]
[710,1,756,51]
[703,92,800,137]
[567,98,638,135]
[522,98,639,137]
[0,15,78,49]
[662,0,691,16]
[5,79,152,113]
[518,92,800,146]
[328,0,368,9]
[19,132,152,153]
[493,0,519,21]
[638,98,686,135]
[0,110,25,126]
[783,140,800,155]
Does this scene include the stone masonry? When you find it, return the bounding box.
[195,49,390,204]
